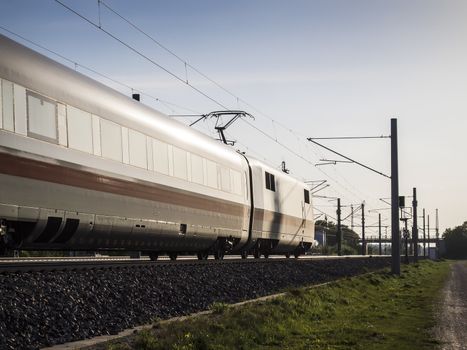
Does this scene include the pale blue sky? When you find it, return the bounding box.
[1,0,466,234]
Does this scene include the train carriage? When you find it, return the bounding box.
[0,34,314,258]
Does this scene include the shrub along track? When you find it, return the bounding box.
[0,256,390,350]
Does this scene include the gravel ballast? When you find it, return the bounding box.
[0,257,390,350]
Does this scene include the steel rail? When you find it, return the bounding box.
[0,255,390,274]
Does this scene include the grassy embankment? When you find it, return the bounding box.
[106,260,451,350]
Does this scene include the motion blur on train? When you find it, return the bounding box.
[0,34,314,260]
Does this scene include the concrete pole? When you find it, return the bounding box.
[412,188,418,262]
[427,214,430,258]
[423,209,426,257]
[337,198,342,256]
[391,118,400,274]
[378,213,382,255]
[361,203,365,255]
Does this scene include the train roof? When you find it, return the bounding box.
[0,34,311,189]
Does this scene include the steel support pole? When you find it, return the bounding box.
[427,214,430,258]
[391,118,400,274]
[378,213,382,255]
[404,220,409,263]
[436,209,439,258]
[423,209,426,257]
[337,198,342,256]
[361,203,365,255]
[412,188,418,262]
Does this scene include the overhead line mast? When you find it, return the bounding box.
[308,119,401,274]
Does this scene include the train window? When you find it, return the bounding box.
[100,118,122,162]
[173,146,188,180]
[191,153,204,184]
[129,129,147,168]
[57,104,68,147]
[304,189,310,204]
[265,172,275,192]
[26,90,57,142]
[1,80,14,131]
[91,115,101,156]
[67,106,93,153]
[13,84,27,135]
[206,159,218,188]
[121,127,129,164]
[230,169,242,195]
[220,166,230,192]
[147,138,153,171]
[153,139,169,175]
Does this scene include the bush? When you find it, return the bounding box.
[443,222,467,259]
[317,243,357,256]
[209,302,228,314]
[341,244,358,255]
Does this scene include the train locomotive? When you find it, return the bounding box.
[0,34,314,259]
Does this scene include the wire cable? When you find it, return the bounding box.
[94,0,376,205]
[54,0,230,111]
[53,0,382,210]
[0,25,201,116]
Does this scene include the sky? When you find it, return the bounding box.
[1,0,466,237]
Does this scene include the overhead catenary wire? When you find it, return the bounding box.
[308,138,391,179]
[53,0,230,111]
[313,207,338,222]
[0,23,351,203]
[99,0,258,111]
[0,26,226,141]
[3,12,387,228]
[53,0,382,210]
[0,25,200,116]
[241,119,366,203]
[89,0,373,205]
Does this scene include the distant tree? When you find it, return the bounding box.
[315,220,359,253]
[442,222,467,259]
[341,243,358,255]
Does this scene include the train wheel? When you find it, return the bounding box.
[149,253,159,261]
[241,251,248,259]
[294,252,300,259]
[285,253,290,258]
[169,253,178,261]
[197,252,208,260]
[0,238,7,256]
[253,250,261,259]
[214,248,224,260]
[264,253,269,259]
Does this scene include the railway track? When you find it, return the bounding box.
[0,254,388,273]
[0,255,391,350]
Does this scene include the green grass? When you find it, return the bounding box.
[104,260,451,350]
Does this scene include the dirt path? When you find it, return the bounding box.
[435,261,467,350]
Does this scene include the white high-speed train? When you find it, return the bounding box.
[0,34,314,259]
